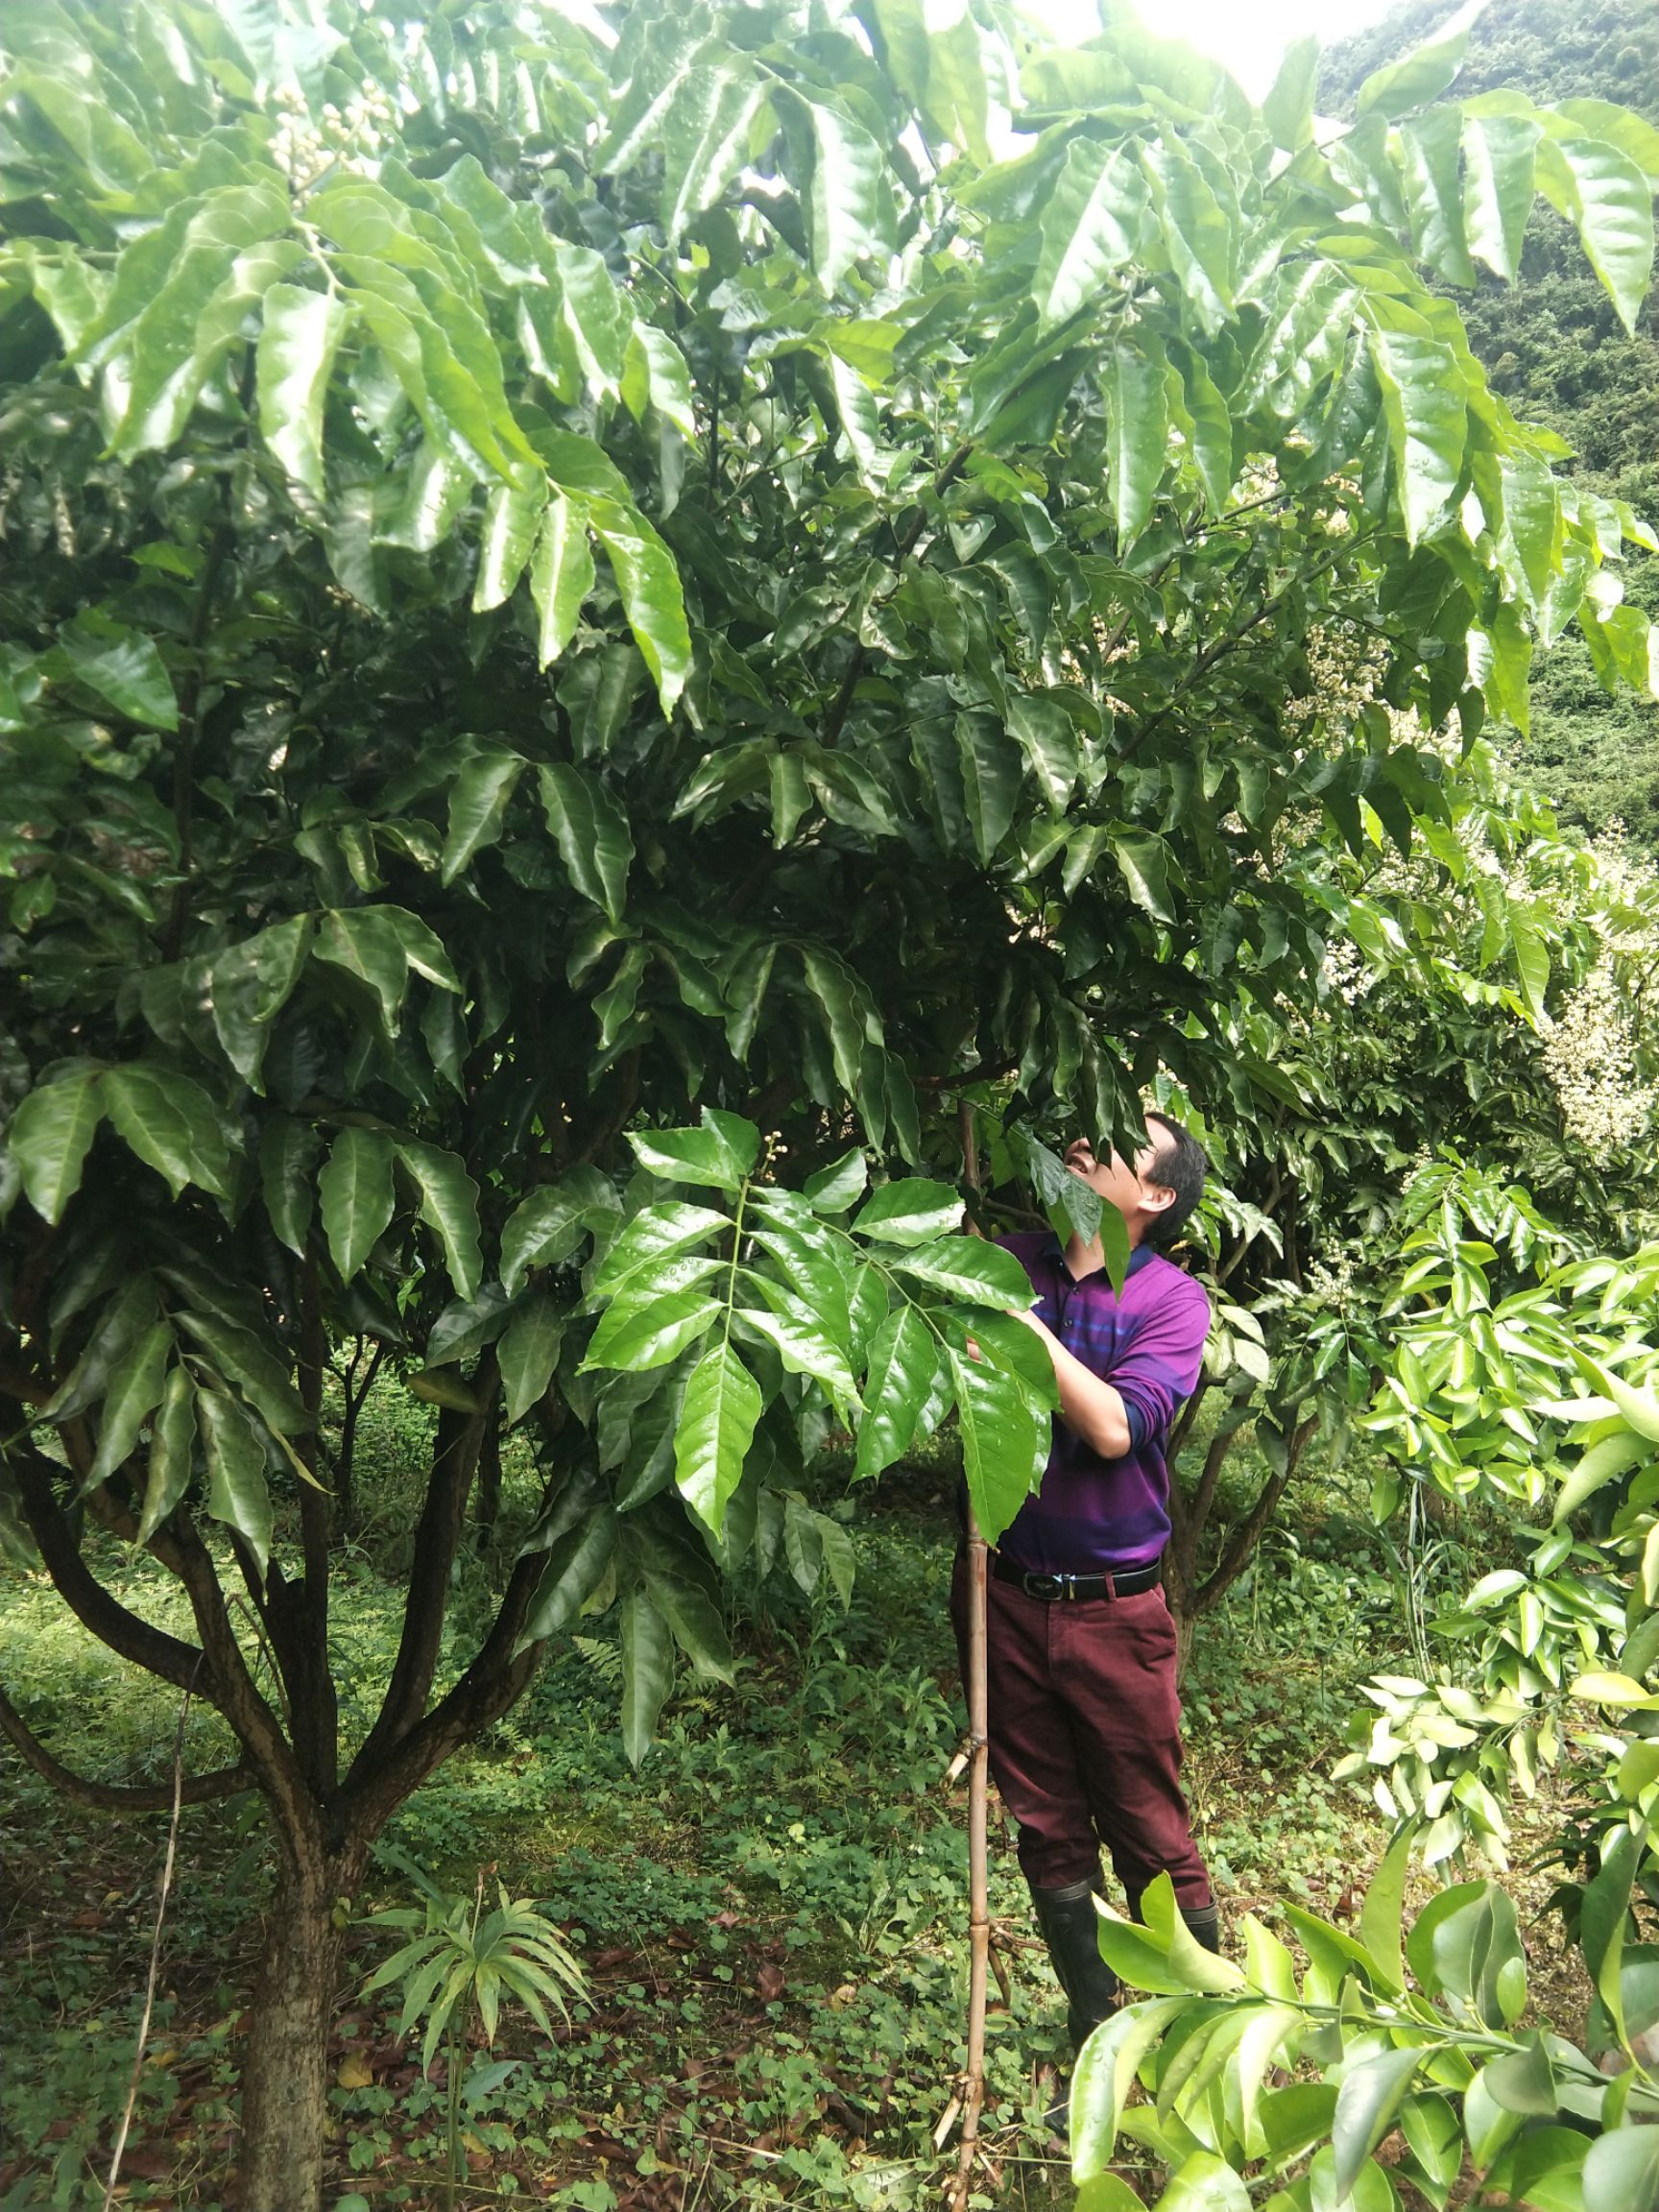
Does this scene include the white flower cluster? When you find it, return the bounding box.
[1305,1245,1360,1310]
[1284,620,1390,741]
[1319,936,1378,1006]
[269,79,397,197]
[1539,960,1655,1153]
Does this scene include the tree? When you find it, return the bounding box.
[2,1,1655,2203]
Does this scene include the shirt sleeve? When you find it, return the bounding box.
[1106,1277,1212,1451]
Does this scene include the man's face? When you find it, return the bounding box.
[1064,1135,1166,1225]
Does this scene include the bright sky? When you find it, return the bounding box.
[1031,0,1408,100]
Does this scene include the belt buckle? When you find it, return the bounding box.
[1025,1572,1065,1602]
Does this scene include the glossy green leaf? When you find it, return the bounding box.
[60,624,180,730]
[529,494,595,667]
[137,1363,197,1544]
[205,917,311,1091]
[854,1180,963,1246]
[473,482,547,613]
[1462,112,1542,282]
[1365,308,1466,546]
[950,1346,1046,1545]
[889,1238,1037,1310]
[1583,2121,1659,2212]
[177,1309,310,1435]
[619,1586,674,1766]
[499,1295,565,1426]
[1263,36,1318,151]
[1032,139,1145,329]
[1537,132,1655,335]
[1142,141,1233,328]
[10,1067,106,1224]
[1333,2047,1425,2199]
[257,283,352,495]
[954,712,1022,863]
[89,1323,174,1486]
[584,1289,720,1373]
[397,1139,484,1302]
[101,1065,230,1200]
[674,1339,761,1535]
[319,1127,397,1283]
[199,1385,274,1573]
[259,1115,322,1257]
[442,750,524,886]
[646,1571,734,1682]
[782,89,892,295]
[1106,342,1168,545]
[1355,0,1485,119]
[737,1289,859,1402]
[854,1306,940,1480]
[516,1506,617,1650]
[501,1182,611,1293]
[586,498,692,712]
[540,763,635,925]
[314,908,411,1036]
[803,1149,867,1214]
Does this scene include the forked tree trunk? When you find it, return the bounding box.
[237,1835,366,2212]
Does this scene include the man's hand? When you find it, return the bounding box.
[1012,1306,1133,1459]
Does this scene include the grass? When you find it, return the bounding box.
[0,1416,1483,2212]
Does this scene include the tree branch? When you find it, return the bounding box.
[1191,1414,1318,1616]
[345,1357,499,1785]
[0,1681,250,1813]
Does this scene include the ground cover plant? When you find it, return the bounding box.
[4,0,1659,2206]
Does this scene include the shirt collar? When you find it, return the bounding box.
[1038,1233,1160,1286]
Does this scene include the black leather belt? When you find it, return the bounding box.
[992,1555,1162,1601]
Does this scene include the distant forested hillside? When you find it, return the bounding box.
[1323,0,1659,845]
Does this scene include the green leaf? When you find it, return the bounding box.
[1142,140,1234,328]
[499,1296,565,1426]
[1536,132,1656,337]
[626,1125,747,1193]
[584,1290,721,1373]
[1358,1826,1413,1993]
[1263,36,1318,151]
[501,1180,612,1293]
[854,1306,941,1480]
[1334,2048,1425,2200]
[889,1239,1037,1310]
[781,89,893,295]
[1147,2155,1249,2212]
[1355,0,1485,119]
[473,481,547,613]
[314,908,411,1036]
[60,624,179,730]
[1032,139,1145,329]
[800,947,877,1097]
[586,498,692,712]
[319,1127,397,1283]
[619,1587,674,1766]
[100,1065,230,1200]
[1508,901,1550,1024]
[529,495,595,667]
[1113,830,1176,925]
[138,1363,196,1544]
[257,284,351,495]
[1106,342,1168,545]
[442,750,524,886]
[1401,107,1477,287]
[803,1150,867,1214]
[423,1286,516,1368]
[854,1180,964,1246]
[591,1199,731,1298]
[675,1340,762,1535]
[539,764,635,926]
[515,1506,617,1651]
[954,712,1022,863]
[177,1310,310,1435]
[1555,1430,1649,1523]
[625,323,698,440]
[950,1347,1046,1545]
[206,917,311,1091]
[10,1068,106,1224]
[645,1570,734,1682]
[1365,307,1467,547]
[1583,2123,1659,2212]
[259,1115,321,1257]
[1462,112,1542,282]
[198,1386,274,1573]
[89,1324,174,1486]
[377,908,462,993]
[737,1290,859,1402]
[397,1140,484,1302]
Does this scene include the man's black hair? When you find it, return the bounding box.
[1141,1112,1207,1251]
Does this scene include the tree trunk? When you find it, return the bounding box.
[236,1836,364,2212]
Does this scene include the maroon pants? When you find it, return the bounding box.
[952,1557,1213,1911]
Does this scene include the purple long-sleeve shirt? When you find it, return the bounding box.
[997,1232,1212,1575]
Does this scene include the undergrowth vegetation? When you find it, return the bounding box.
[0,1402,1452,2212]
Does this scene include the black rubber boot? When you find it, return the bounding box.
[1029,1878,1121,2050]
[1183,1903,1221,1954]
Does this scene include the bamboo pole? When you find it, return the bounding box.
[950,1096,991,2207]
[951,1509,991,2208]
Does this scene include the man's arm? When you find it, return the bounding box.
[1015,1311,1133,1458]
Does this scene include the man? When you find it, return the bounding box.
[954,1113,1216,2061]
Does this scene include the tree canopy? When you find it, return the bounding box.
[3,1,1658,2205]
